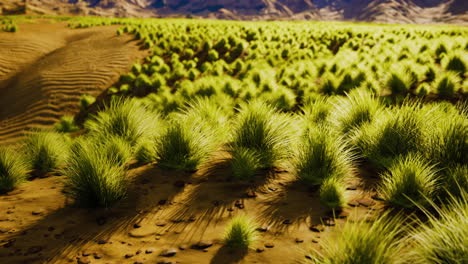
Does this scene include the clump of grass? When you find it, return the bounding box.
[224,215,258,249]
[379,154,439,209]
[440,165,467,201]
[0,146,28,193]
[22,131,70,176]
[79,94,96,111]
[85,98,161,147]
[64,139,127,208]
[331,88,382,135]
[434,72,461,98]
[308,213,408,264]
[320,176,347,210]
[386,68,415,94]
[352,103,429,169]
[101,136,133,166]
[134,139,157,164]
[54,115,80,133]
[409,192,468,264]
[230,147,262,180]
[301,96,333,125]
[429,112,467,167]
[157,101,221,171]
[445,53,466,76]
[229,101,295,179]
[294,125,355,186]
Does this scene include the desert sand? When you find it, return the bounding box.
[0,22,148,144]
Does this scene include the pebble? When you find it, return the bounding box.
[295,238,304,243]
[156,221,167,227]
[32,210,44,215]
[338,210,349,218]
[371,194,384,201]
[309,224,324,232]
[191,241,213,250]
[256,226,269,232]
[312,239,319,243]
[133,223,142,228]
[323,218,335,226]
[256,248,265,253]
[358,198,376,207]
[125,253,134,258]
[246,190,257,198]
[264,243,275,248]
[178,245,187,250]
[93,253,102,259]
[82,251,92,257]
[348,200,360,207]
[160,248,177,257]
[77,257,91,264]
[145,248,156,254]
[97,239,108,245]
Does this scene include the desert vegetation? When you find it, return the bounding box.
[0,15,466,264]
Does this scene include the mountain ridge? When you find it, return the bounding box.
[1,0,467,24]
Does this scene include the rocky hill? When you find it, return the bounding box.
[1,0,467,24]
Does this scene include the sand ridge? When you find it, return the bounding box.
[0,22,148,144]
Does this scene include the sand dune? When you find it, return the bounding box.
[0,23,147,144]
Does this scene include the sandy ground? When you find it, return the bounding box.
[0,22,148,144]
[0,157,383,264]
[0,20,385,264]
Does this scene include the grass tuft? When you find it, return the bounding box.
[319,176,347,210]
[229,101,295,179]
[0,146,28,193]
[331,88,382,135]
[224,215,258,249]
[64,139,127,208]
[54,115,80,133]
[22,131,70,176]
[294,125,355,186]
[85,98,161,147]
[379,154,439,209]
[409,192,468,264]
[308,213,408,264]
[352,103,429,169]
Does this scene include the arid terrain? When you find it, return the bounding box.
[0,17,466,264]
[0,22,147,144]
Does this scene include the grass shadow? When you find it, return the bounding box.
[0,164,189,263]
[210,246,248,264]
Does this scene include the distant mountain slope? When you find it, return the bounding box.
[1,0,467,24]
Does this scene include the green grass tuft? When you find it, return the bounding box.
[22,131,70,176]
[379,154,439,209]
[308,213,408,264]
[409,192,468,264]
[224,215,258,249]
[230,147,262,180]
[85,98,161,147]
[294,125,355,186]
[319,176,347,210]
[54,115,80,133]
[352,103,429,169]
[331,88,382,135]
[229,100,295,178]
[0,146,28,193]
[64,139,127,208]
